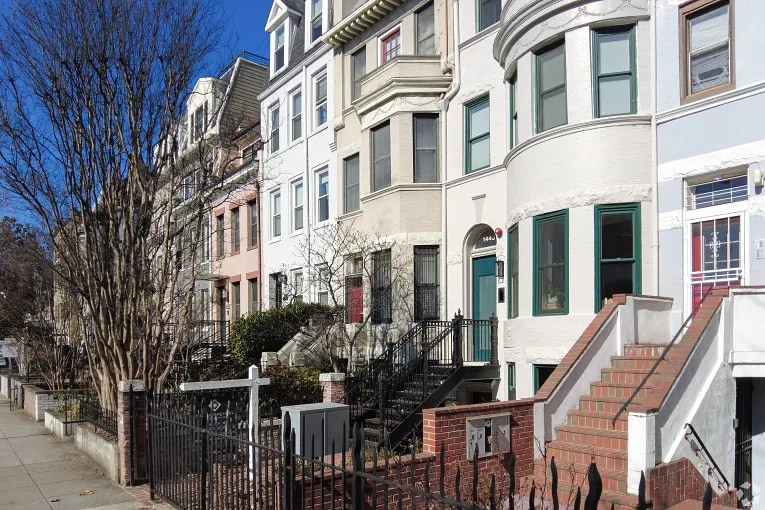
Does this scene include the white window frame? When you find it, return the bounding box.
[290,88,302,142]
[271,190,282,239]
[317,264,329,305]
[306,0,325,46]
[316,169,330,223]
[272,22,288,75]
[269,103,280,154]
[292,179,304,232]
[313,71,328,129]
[291,269,304,303]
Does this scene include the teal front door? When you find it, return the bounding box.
[472,255,496,361]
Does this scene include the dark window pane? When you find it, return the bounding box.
[600,261,634,301]
[601,212,634,260]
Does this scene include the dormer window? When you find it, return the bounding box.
[274,25,286,71]
[189,101,208,143]
[310,0,323,43]
[381,29,401,64]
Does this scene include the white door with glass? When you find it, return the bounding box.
[689,215,742,308]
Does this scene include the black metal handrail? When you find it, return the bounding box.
[613,286,716,426]
[684,422,730,488]
[79,392,118,436]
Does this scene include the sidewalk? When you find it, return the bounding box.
[0,397,169,510]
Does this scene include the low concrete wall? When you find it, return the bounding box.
[24,384,38,418]
[44,411,73,440]
[74,423,121,483]
[21,384,60,421]
[0,373,8,398]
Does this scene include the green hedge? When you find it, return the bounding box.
[229,302,333,365]
[260,366,323,415]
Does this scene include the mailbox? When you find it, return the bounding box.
[466,414,511,460]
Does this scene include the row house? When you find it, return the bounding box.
[172,53,268,336]
[258,0,337,312]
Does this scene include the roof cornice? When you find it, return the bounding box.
[322,0,404,47]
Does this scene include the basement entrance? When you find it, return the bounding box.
[736,377,752,507]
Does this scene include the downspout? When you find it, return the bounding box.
[303,63,312,298]
[257,156,264,311]
[439,0,462,319]
[650,0,659,294]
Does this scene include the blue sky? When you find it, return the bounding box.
[221,0,271,59]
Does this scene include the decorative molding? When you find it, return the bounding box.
[506,184,652,225]
[494,0,649,73]
[658,139,765,183]
[749,197,765,217]
[322,0,405,47]
[445,164,505,189]
[447,251,463,265]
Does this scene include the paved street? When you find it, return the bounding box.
[0,397,166,510]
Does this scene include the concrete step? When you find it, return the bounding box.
[599,368,679,385]
[589,381,673,400]
[610,356,685,371]
[578,395,653,415]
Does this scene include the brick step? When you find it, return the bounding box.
[578,395,654,415]
[610,356,685,371]
[623,344,669,358]
[555,425,628,451]
[533,459,628,494]
[567,410,629,432]
[545,441,628,472]
[599,368,679,385]
[589,381,674,400]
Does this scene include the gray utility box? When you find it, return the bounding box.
[282,402,349,458]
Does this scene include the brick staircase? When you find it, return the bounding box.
[533,343,691,510]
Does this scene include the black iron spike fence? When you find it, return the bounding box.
[145,387,630,510]
[78,391,118,436]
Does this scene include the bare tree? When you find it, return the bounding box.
[0,0,232,406]
[294,221,416,372]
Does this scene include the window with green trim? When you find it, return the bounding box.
[595,203,641,311]
[535,41,567,133]
[465,96,490,174]
[533,210,568,315]
[593,26,637,117]
[507,362,516,400]
[534,364,557,393]
[508,225,519,318]
[508,74,518,149]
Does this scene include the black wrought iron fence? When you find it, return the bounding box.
[78,392,118,436]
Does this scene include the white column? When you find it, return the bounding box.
[628,411,656,494]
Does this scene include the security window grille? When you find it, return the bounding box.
[249,278,259,313]
[414,114,438,183]
[274,25,285,70]
[269,272,284,309]
[272,192,282,238]
[291,91,302,141]
[293,181,304,231]
[509,74,518,149]
[310,0,323,42]
[270,106,280,153]
[372,249,392,324]
[317,265,329,305]
[595,204,641,311]
[232,282,241,319]
[534,210,568,315]
[231,208,240,252]
[686,175,747,210]
[216,215,225,257]
[683,1,731,97]
[465,96,490,173]
[292,270,304,303]
[477,0,500,32]
[381,30,401,64]
[593,26,636,117]
[315,73,328,127]
[344,154,360,213]
[351,48,366,101]
[248,200,258,247]
[414,246,439,321]
[200,289,211,322]
[508,225,519,318]
[371,122,391,191]
[536,41,567,132]
[416,3,435,56]
[317,171,329,222]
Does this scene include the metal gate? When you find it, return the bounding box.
[735,378,753,508]
[8,385,20,411]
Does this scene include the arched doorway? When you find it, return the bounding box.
[466,225,497,361]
